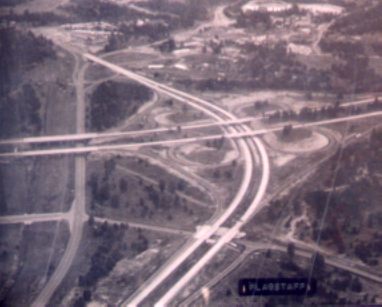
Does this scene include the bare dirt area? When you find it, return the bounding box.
[174,246,240,305]
[1,221,69,306]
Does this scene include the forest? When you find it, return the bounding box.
[0,28,55,138]
[87,80,152,131]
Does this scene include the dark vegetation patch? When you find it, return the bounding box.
[319,3,382,61]
[210,250,378,306]
[182,42,335,93]
[328,2,382,35]
[87,157,212,229]
[63,0,209,52]
[87,80,152,132]
[260,127,382,268]
[276,127,313,143]
[1,222,69,307]
[303,128,382,263]
[0,0,29,6]
[65,0,147,22]
[0,27,55,139]
[200,41,381,93]
[268,97,382,123]
[0,157,74,215]
[0,224,23,302]
[51,222,175,306]
[138,0,208,27]
[233,3,305,30]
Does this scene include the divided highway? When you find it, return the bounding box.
[2,111,382,159]
[75,54,271,306]
[0,117,257,146]
[94,52,266,305]
[5,49,379,307]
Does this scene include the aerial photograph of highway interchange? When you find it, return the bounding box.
[0,0,382,306]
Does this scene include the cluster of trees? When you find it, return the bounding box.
[0,0,28,6]
[105,21,171,52]
[318,2,382,79]
[205,136,226,150]
[265,247,369,305]
[2,10,70,26]
[242,42,332,92]
[87,158,196,222]
[68,0,209,29]
[79,222,126,286]
[304,127,382,260]
[332,55,382,93]
[157,38,176,53]
[65,0,140,22]
[0,28,55,138]
[102,0,210,51]
[371,42,382,56]
[327,2,382,35]
[0,84,42,139]
[0,169,7,214]
[354,240,380,266]
[268,98,382,123]
[0,27,55,95]
[254,100,269,110]
[193,39,380,93]
[235,10,273,30]
[136,176,194,220]
[319,39,364,57]
[77,221,149,304]
[192,78,238,92]
[140,0,208,28]
[87,80,152,131]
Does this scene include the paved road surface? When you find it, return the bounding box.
[2,111,382,159]
[32,158,87,307]
[154,137,270,306]
[0,97,375,147]
[94,217,192,236]
[32,48,88,307]
[0,212,69,225]
[0,97,374,145]
[84,53,263,306]
[0,117,256,146]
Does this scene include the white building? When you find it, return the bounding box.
[242,1,292,13]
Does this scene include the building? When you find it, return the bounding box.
[242,0,292,13]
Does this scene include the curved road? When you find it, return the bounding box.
[32,48,88,307]
[81,54,270,306]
